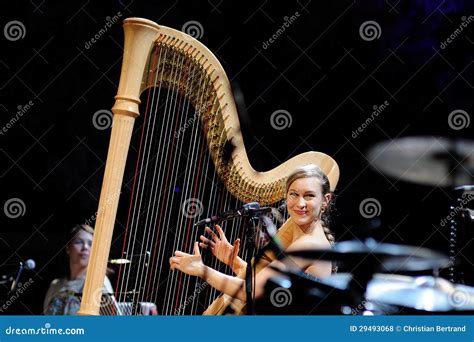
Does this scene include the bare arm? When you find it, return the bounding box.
[171,234,331,302]
[199,225,247,275]
[170,242,247,301]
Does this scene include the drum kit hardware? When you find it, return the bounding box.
[257,136,474,315]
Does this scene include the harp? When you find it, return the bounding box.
[78,17,339,315]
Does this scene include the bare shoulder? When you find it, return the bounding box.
[286,234,331,252]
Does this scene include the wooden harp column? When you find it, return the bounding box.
[78,18,160,315]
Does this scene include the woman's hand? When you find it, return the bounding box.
[170,242,205,278]
[199,225,240,267]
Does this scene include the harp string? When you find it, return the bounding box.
[161,46,218,315]
[118,42,170,311]
[135,43,188,310]
[149,43,192,315]
[115,39,256,315]
[130,42,179,313]
[146,47,200,307]
[115,42,165,305]
[163,50,205,314]
[179,74,227,314]
[169,89,209,314]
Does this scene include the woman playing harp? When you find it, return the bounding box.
[170,164,336,314]
[78,18,339,316]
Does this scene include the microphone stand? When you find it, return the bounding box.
[220,208,280,315]
[244,215,259,315]
[9,262,24,294]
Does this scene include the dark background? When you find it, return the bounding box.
[0,0,472,314]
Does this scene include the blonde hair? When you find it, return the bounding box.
[68,223,94,243]
[286,165,335,246]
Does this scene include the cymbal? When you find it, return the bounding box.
[286,239,450,272]
[367,274,474,312]
[366,136,474,187]
[267,267,474,313]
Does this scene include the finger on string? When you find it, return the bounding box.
[205,226,218,241]
[194,241,201,256]
[200,235,210,244]
[233,238,241,256]
[199,242,208,249]
[170,257,181,264]
[215,224,226,240]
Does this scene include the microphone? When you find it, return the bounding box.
[24,259,36,271]
[1,259,36,269]
[10,259,35,292]
[194,202,264,226]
